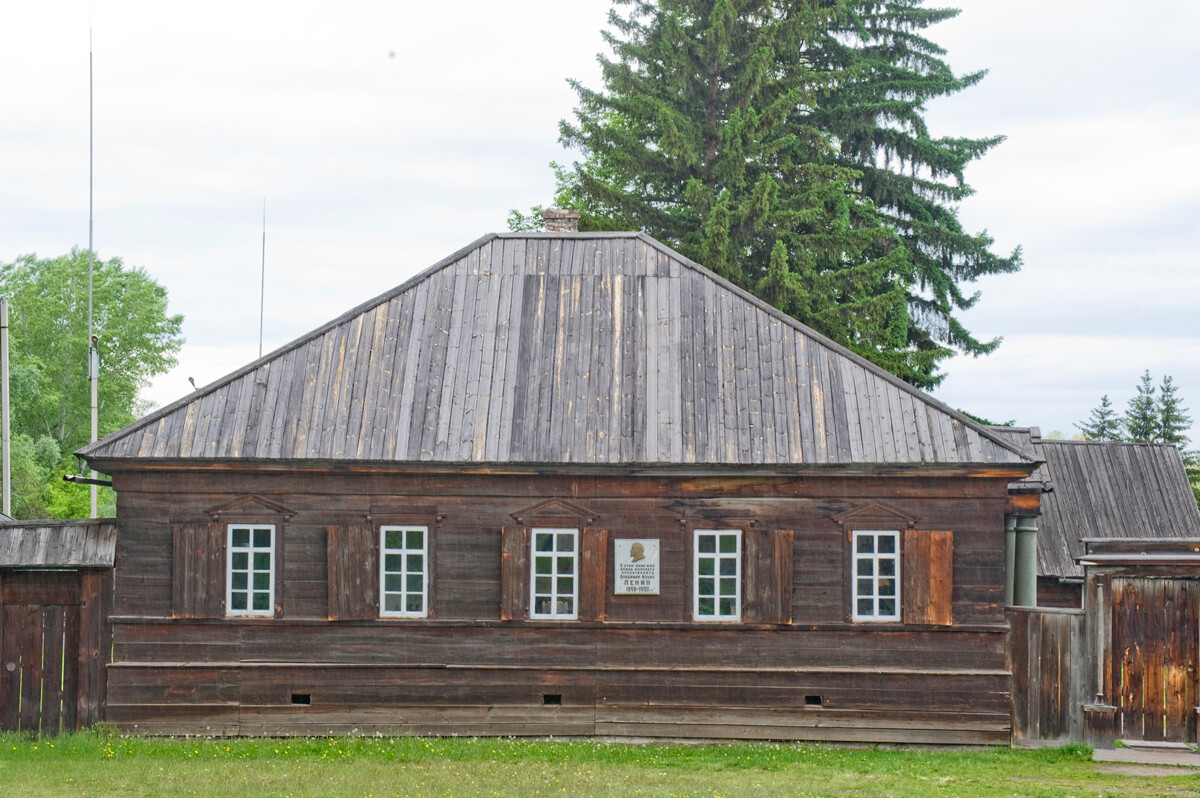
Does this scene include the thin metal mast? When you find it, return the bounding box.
[259,199,266,358]
[88,28,98,517]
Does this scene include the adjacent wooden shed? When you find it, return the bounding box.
[80,232,1038,742]
[996,428,1200,607]
[0,521,115,733]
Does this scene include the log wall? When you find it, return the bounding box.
[107,466,1014,742]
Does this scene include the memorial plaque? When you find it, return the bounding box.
[615,538,660,595]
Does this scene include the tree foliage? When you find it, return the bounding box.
[1076,371,1193,451]
[1,249,184,518]
[1074,394,1121,441]
[520,0,1017,388]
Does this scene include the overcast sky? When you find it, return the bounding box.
[3,0,1197,449]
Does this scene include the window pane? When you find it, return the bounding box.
[856,535,873,554]
[698,598,715,616]
[406,529,424,549]
[385,574,403,592]
[879,559,895,576]
[535,533,554,552]
[857,598,873,615]
[407,574,423,593]
[408,554,423,572]
[253,572,270,590]
[253,528,271,548]
[232,552,248,570]
[535,576,552,594]
[557,556,574,574]
[384,554,403,573]
[384,529,404,549]
[534,597,551,614]
[405,594,423,613]
[252,592,270,611]
[232,528,250,548]
[557,576,573,594]
[534,557,552,575]
[718,534,737,554]
[253,552,271,571]
[720,577,737,597]
[232,572,248,590]
[880,598,896,616]
[698,535,716,553]
[556,533,574,551]
[719,598,736,616]
[856,559,873,576]
[384,594,403,612]
[878,535,896,554]
[857,578,873,596]
[878,578,895,597]
[698,558,715,576]
[231,593,247,610]
[698,577,714,596]
[719,559,736,576]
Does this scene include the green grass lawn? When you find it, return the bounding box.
[0,731,1195,797]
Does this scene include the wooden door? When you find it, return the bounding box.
[1110,577,1199,742]
[0,572,82,734]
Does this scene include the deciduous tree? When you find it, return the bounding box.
[1,249,184,518]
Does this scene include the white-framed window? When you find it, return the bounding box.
[530,528,578,620]
[380,525,428,617]
[694,529,741,621]
[853,530,900,621]
[227,524,275,616]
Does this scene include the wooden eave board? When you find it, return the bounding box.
[79,232,1034,469]
[1035,440,1200,578]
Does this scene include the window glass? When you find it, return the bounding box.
[380,525,428,618]
[852,530,901,621]
[227,524,274,617]
[531,528,579,619]
[694,530,741,621]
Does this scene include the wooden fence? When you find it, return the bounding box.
[1008,606,1086,743]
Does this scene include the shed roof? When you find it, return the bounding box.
[81,232,1033,470]
[0,520,117,568]
[994,429,1200,579]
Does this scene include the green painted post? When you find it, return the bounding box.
[1004,515,1017,606]
[1014,515,1038,607]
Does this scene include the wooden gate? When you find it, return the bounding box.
[0,570,109,734]
[1110,577,1199,742]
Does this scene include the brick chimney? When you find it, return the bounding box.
[543,209,580,232]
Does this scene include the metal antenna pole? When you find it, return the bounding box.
[1,298,10,517]
[259,199,266,358]
[88,28,98,518]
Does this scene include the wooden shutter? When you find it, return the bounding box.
[500,526,529,621]
[902,530,953,626]
[579,527,608,622]
[327,525,378,621]
[743,529,794,624]
[172,522,225,619]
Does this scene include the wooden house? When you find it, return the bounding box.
[994,428,1200,608]
[78,231,1039,743]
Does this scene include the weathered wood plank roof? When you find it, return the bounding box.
[995,428,1200,578]
[0,520,117,568]
[81,232,1032,469]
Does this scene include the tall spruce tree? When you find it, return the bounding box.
[1157,375,1191,448]
[1125,370,1158,443]
[531,0,1014,387]
[550,0,940,384]
[1075,394,1123,441]
[805,1,1021,368]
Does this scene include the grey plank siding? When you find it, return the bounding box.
[82,233,1033,470]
